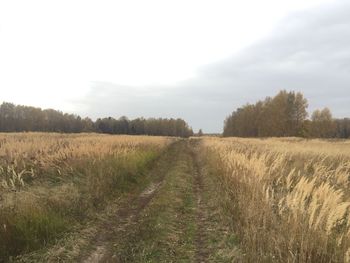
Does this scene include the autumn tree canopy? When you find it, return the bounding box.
[223,90,348,138]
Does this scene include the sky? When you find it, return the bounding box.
[0,0,349,132]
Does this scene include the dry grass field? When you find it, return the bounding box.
[2,133,350,262]
[203,137,350,262]
[0,133,172,261]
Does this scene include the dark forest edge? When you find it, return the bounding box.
[223,90,350,138]
[0,102,193,137]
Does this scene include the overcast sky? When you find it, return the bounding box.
[0,0,349,132]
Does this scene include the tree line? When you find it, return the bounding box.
[223,90,350,138]
[0,102,193,137]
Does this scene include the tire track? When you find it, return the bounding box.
[82,181,164,263]
[191,140,210,263]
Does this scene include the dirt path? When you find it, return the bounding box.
[17,139,239,262]
[79,139,239,263]
[191,139,241,263]
[83,181,163,263]
[192,142,210,263]
[77,142,182,263]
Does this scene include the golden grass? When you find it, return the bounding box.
[0,132,172,260]
[0,133,170,190]
[203,137,350,262]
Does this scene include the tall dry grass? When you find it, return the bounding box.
[203,137,350,262]
[0,133,172,261]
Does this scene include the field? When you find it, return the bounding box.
[203,137,350,262]
[1,133,350,262]
[0,133,172,261]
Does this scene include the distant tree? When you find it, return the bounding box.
[310,108,336,138]
[81,117,95,132]
[334,118,350,138]
[197,129,203,137]
[286,91,309,136]
[223,90,308,137]
[0,102,193,137]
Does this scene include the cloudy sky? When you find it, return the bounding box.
[0,0,349,132]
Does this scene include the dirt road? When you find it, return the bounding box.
[17,140,239,262]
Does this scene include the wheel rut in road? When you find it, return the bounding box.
[192,145,210,263]
[83,181,163,263]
